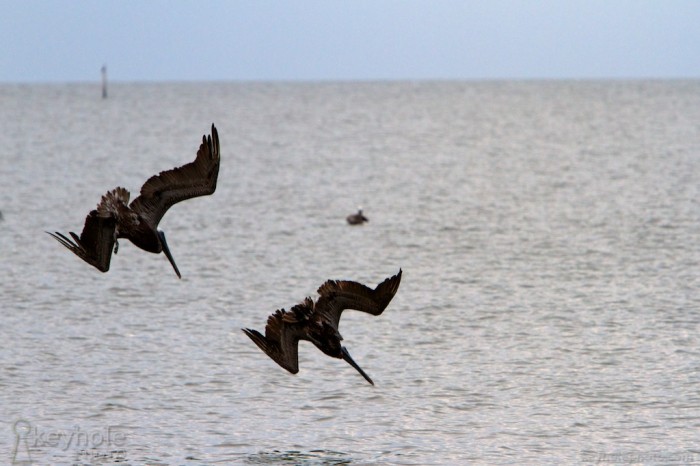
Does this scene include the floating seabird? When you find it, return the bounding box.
[346,207,368,225]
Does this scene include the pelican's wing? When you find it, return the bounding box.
[315,269,402,329]
[242,306,310,374]
[47,210,117,272]
[129,124,220,227]
[47,187,129,272]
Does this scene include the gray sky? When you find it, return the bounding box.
[1,0,699,82]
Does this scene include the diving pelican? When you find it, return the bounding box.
[243,269,402,385]
[47,124,220,278]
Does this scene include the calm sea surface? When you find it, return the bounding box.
[1,80,700,465]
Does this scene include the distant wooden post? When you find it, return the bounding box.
[101,65,108,99]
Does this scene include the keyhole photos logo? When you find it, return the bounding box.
[11,419,127,464]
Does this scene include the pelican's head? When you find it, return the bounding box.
[311,322,342,353]
[310,322,374,385]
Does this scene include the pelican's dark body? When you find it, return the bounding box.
[243,269,402,385]
[126,223,161,253]
[48,124,220,278]
[112,199,164,254]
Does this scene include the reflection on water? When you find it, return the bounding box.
[244,449,353,465]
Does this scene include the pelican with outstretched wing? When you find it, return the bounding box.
[243,269,402,385]
[48,124,220,278]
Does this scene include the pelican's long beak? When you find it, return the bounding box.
[341,346,374,385]
[158,230,181,279]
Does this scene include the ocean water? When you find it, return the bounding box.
[1,80,699,465]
